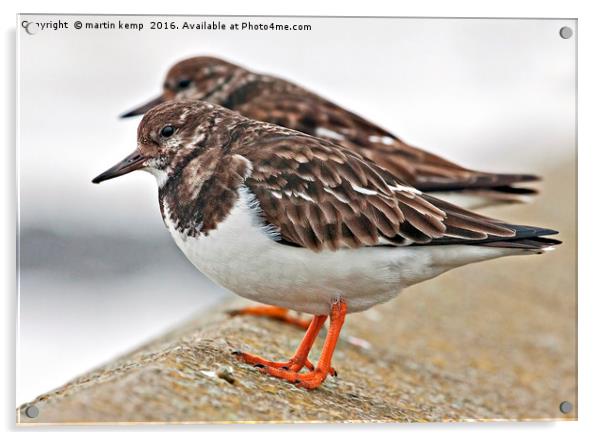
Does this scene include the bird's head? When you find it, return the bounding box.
[93,100,224,186]
[120,56,246,118]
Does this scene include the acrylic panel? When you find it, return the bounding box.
[16,15,576,424]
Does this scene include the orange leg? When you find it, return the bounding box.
[228,305,311,330]
[234,300,347,389]
[234,315,331,373]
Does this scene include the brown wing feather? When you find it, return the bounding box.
[234,127,519,251]
[234,80,538,192]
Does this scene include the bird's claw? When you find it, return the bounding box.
[232,350,336,377]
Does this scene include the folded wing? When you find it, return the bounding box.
[236,82,538,194]
[237,131,553,252]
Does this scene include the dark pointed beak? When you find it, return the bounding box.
[120,95,165,118]
[92,150,147,184]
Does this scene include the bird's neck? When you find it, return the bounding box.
[158,152,246,238]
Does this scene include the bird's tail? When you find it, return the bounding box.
[418,172,540,209]
[478,236,561,253]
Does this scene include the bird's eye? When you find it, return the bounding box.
[177,79,192,90]
[160,125,175,138]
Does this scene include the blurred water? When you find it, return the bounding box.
[18,227,228,403]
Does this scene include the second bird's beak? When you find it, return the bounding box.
[120,95,165,118]
[92,150,147,184]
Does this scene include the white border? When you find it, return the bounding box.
[2,0,599,438]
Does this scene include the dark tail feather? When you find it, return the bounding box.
[419,173,540,192]
[418,193,561,249]
[486,173,540,187]
[474,224,561,250]
[498,225,559,241]
[479,236,562,251]
[487,185,538,196]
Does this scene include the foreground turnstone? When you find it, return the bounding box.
[121,56,539,210]
[120,56,542,328]
[93,101,560,389]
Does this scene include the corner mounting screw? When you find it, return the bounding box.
[559,26,573,39]
[559,400,573,414]
[24,405,39,418]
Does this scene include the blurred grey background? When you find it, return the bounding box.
[17,16,576,404]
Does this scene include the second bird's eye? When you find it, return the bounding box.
[160,125,175,138]
[177,79,192,90]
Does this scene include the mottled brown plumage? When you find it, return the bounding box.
[93,100,560,390]
[122,56,539,200]
[120,101,555,252]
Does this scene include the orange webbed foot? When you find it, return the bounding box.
[227,305,311,330]
[260,366,332,390]
[232,350,312,373]
[232,301,347,390]
[233,350,337,376]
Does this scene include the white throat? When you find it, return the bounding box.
[144,168,169,188]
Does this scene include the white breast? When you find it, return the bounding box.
[163,186,519,315]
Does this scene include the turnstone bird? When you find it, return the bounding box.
[121,56,539,210]
[120,56,542,328]
[93,101,560,389]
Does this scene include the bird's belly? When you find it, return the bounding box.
[163,187,516,315]
[178,241,412,315]
[163,189,442,315]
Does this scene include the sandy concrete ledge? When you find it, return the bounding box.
[17,291,575,425]
[17,163,577,425]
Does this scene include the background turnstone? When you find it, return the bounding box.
[93,101,560,389]
[121,56,539,210]
[121,56,543,328]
